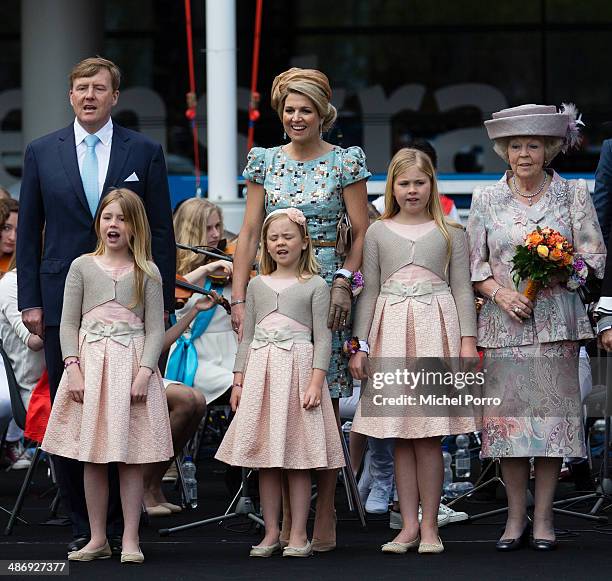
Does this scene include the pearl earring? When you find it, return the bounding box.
[283,131,287,141]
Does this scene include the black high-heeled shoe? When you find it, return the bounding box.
[495,524,530,552]
[530,537,557,551]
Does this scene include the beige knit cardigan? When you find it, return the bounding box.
[60,255,164,370]
[353,220,477,341]
[234,275,332,373]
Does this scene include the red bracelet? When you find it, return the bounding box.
[64,359,80,369]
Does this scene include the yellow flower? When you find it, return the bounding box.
[537,245,549,258]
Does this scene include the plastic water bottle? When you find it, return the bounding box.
[182,456,198,508]
[455,434,471,478]
[442,447,453,496]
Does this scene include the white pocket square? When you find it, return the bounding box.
[124,172,139,182]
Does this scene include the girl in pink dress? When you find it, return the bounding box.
[42,189,173,564]
[349,148,478,555]
[216,208,344,558]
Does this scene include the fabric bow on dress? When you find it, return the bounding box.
[250,326,311,350]
[82,320,143,347]
[380,280,439,305]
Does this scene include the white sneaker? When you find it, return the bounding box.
[389,510,403,530]
[438,503,468,523]
[4,440,32,470]
[389,509,450,529]
[365,486,391,514]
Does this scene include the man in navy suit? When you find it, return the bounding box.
[16,57,175,554]
[593,139,612,245]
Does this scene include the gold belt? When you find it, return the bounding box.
[312,240,336,248]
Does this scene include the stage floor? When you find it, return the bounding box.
[1,458,611,581]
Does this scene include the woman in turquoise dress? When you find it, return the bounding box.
[231,67,370,551]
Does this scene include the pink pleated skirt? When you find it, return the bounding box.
[352,287,480,439]
[216,342,345,470]
[42,324,173,464]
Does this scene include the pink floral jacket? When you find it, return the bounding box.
[466,171,606,348]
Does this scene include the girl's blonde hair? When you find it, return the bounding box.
[174,198,223,276]
[259,212,319,278]
[92,188,159,307]
[381,148,461,274]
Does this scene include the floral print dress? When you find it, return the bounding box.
[466,171,606,457]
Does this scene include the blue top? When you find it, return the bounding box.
[243,145,371,243]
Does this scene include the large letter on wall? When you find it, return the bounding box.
[433,84,508,173]
[358,84,425,173]
[114,88,167,152]
[0,89,22,187]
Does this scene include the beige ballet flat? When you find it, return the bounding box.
[312,511,337,552]
[121,549,144,563]
[279,529,290,549]
[418,536,444,554]
[249,543,281,558]
[68,541,112,561]
[381,535,420,554]
[160,502,182,513]
[311,539,336,552]
[145,504,173,517]
[283,541,313,558]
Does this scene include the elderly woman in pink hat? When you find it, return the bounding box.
[466,104,606,551]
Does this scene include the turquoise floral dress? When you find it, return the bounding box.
[243,145,371,397]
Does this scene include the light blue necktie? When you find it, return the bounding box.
[81,134,100,216]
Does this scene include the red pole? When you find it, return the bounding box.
[247,0,264,151]
[184,0,201,194]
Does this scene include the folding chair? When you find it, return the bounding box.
[1,340,57,535]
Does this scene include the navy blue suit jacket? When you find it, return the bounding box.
[593,139,612,246]
[17,122,176,326]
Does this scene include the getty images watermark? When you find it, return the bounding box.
[358,356,584,419]
[370,367,496,408]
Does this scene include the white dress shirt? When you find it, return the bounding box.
[0,272,46,403]
[74,117,113,198]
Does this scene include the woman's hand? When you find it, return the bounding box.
[303,382,322,410]
[459,337,481,372]
[327,277,352,331]
[230,384,242,412]
[231,302,245,340]
[599,329,612,351]
[494,287,533,323]
[131,368,151,404]
[194,290,220,312]
[205,259,233,281]
[349,351,370,380]
[66,366,85,404]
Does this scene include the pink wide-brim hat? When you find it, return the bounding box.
[484,104,569,140]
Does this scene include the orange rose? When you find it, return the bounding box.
[550,248,563,261]
[527,233,543,246]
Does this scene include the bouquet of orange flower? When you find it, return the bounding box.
[511,227,574,301]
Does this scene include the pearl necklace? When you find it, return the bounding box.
[511,173,549,206]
